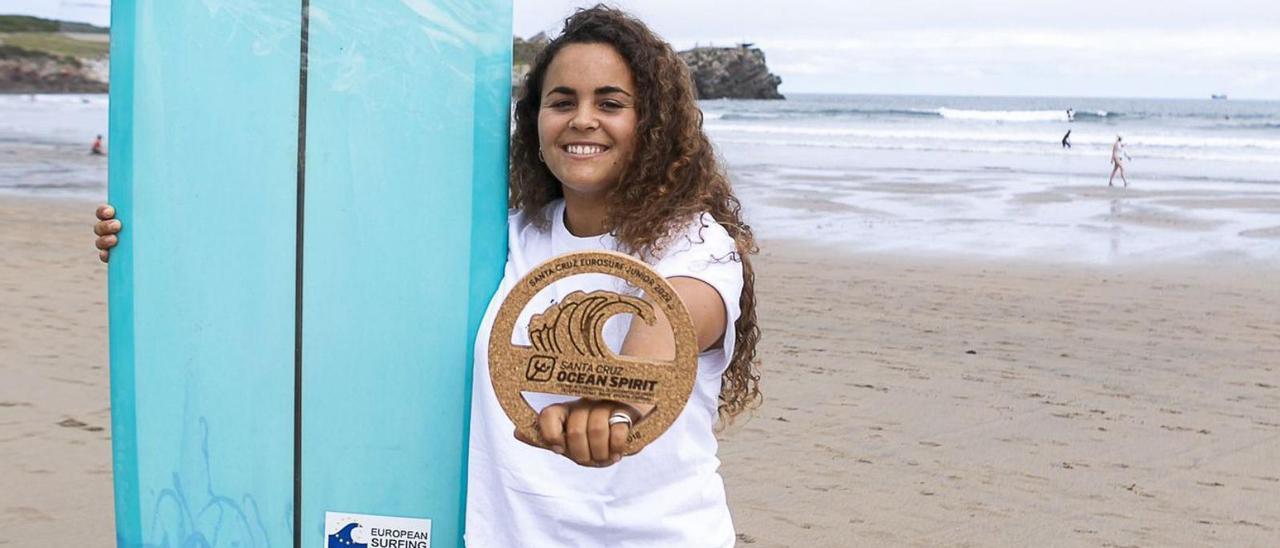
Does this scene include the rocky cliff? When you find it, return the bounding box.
[678,46,783,100]
[1,16,110,93]
[0,45,107,93]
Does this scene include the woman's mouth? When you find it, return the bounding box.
[562,144,609,158]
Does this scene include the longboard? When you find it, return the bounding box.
[107,2,511,546]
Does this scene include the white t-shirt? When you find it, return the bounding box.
[465,199,744,547]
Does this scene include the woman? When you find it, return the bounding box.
[1109,135,1131,187]
[96,6,760,546]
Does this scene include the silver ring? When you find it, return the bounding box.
[608,412,633,427]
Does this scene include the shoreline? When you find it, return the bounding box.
[2,195,1277,546]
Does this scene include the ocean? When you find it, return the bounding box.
[702,94,1280,182]
[3,92,1278,263]
[701,94,1280,264]
[0,94,108,199]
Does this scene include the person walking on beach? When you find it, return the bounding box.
[1109,135,1131,187]
[1061,129,1072,149]
[90,135,105,156]
[93,6,760,547]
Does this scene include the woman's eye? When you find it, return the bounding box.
[600,101,623,110]
[550,100,573,109]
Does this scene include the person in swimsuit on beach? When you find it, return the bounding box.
[1109,135,1131,187]
[1062,129,1072,149]
[93,6,761,546]
[91,135,104,156]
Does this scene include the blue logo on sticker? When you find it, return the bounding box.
[328,522,367,548]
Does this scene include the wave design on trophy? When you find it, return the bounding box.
[527,290,656,358]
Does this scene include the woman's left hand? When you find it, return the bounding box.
[514,399,638,467]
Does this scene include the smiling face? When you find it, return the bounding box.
[537,43,638,200]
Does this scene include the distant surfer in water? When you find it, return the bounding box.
[90,135,105,156]
[1066,108,1075,122]
[94,6,759,547]
[1109,135,1131,187]
[1061,129,1072,149]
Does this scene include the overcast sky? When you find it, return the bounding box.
[5,0,1278,99]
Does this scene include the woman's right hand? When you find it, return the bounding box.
[94,204,122,263]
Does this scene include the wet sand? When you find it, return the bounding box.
[721,142,1280,266]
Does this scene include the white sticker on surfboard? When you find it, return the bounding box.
[324,512,431,548]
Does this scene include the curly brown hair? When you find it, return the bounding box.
[510,5,761,427]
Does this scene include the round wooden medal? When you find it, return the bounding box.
[488,250,698,455]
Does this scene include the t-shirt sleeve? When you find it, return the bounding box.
[652,213,745,373]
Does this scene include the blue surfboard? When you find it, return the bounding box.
[107,1,511,546]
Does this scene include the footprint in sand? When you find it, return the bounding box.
[56,417,103,432]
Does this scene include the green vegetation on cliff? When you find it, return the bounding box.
[0,16,110,60]
[0,32,108,58]
[0,15,107,34]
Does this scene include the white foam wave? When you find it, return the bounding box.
[704,123,1280,151]
[936,108,1070,122]
[0,94,109,107]
[0,94,109,145]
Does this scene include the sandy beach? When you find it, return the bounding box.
[723,242,1279,547]
[0,196,113,546]
[2,195,1276,546]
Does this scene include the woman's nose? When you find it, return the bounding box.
[569,105,599,131]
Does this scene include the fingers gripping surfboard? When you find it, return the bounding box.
[107,2,511,546]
